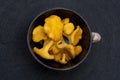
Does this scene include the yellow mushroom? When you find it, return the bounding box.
[56,39,75,58]
[74,45,82,56]
[63,23,75,35]
[44,15,63,41]
[59,53,67,64]
[54,50,71,64]
[62,18,70,25]
[64,25,83,45]
[33,40,54,59]
[60,49,71,61]
[32,25,47,42]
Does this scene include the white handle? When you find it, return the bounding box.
[92,32,101,43]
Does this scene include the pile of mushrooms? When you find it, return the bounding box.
[32,15,83,64]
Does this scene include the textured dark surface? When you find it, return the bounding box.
[0,0,120,80]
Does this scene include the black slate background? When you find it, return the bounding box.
[0,0,120,80]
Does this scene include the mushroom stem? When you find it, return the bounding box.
[33,40,54,59]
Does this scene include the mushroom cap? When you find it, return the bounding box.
[32,25,47,42]
[44,15,63,41]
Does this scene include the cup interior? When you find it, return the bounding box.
[27,8,92,70]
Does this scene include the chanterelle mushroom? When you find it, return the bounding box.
[63,22,75,35]
[56,39,76,58]
[32,25,47,42]
[33,40,54,59]
[74,45,82,56]
[54,50,71,64]
[64,25,83,45]
[44,15,63,41]
[59,53,67,64]
[62,18,70,25]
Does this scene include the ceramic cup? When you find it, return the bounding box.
[27,8,101,71]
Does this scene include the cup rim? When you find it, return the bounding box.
[27,8,92,71]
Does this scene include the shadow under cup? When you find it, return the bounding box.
[27,8,92,71]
